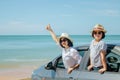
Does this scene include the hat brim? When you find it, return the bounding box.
[59,36,73,43]
[91,28,107,33]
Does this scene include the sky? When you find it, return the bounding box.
[0,0,120,35]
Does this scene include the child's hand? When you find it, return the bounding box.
[98,68,106,74]
[67,67,74,74]
[87,65,93,71]
[46,24,52,31]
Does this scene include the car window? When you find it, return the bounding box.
[56,50,86,68]
[79,50,85,57]
[106,51,120,72]
[56,57,65,68]
[86,49,120,72]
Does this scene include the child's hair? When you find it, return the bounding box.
[92,31,105,39]
[60,38,73,48]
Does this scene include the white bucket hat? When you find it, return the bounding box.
[59,33,73,43]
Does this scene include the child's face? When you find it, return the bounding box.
[60,38,69,48]
[93,31,103,41]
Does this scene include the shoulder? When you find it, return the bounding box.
[70,47,78,52]
[99,40,107,49]
[90,39,95,44]
[90,40,94,47]
[99,40,106,45]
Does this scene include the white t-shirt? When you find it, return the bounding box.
[62,47,82,68]
[90,40,107,67]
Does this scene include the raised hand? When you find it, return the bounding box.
[46,24,53,31]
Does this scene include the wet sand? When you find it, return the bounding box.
[0,67,33,80]
[0,60,49,80]
[1,59,49,80]
[0,59,51,80]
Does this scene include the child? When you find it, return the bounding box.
[87,24,107,74]
[46,24,82,74]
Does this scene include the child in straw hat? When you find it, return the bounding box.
[88,24,107,74]
[46,24,82,74]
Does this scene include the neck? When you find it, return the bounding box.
[64,46,70,49]
[95,39,101,42]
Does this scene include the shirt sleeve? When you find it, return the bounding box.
[100,41,107,52]
[71,49,82,64]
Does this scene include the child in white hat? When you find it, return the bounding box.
[46,24,82,74]
[88,24,107,74]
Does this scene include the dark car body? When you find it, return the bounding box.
[32,44,120,80]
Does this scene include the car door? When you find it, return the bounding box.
[76,45,120,80]
[54,47,88,80]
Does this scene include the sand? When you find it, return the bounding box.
[0,59,49,80]
[0,65,38,80]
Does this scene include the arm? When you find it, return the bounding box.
[67,63,80,74]
[88,41,94,71]
[87,57,93,71]
[46,24,59,43]
[71,50,81,69]
[67,50,81,74]
[98,42,107,73]
[71,64,80,70]
[99,50,107,73]
[68,50,81,72]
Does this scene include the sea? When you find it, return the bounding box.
[0,35,120,69]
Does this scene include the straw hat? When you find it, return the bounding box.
[91,24,107,33]
[59,33,73,43]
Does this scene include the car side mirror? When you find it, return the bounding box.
[45,62,55,70]
[107,56,118,63]
[107,56,119,72]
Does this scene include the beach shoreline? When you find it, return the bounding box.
[0,61,49,80]
[0,57,49,80]
[0,65,35,80]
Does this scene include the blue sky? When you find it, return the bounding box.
[0,0,120,35]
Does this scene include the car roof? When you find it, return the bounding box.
[75,44,120,55]
[54,43,120,58]
[75,43,120,51]
[51,44,120,64]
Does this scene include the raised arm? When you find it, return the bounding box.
[46,24,59,43]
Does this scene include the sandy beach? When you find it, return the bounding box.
[0,66,34,80]
[0,63,42,80]
[0,55,49,80]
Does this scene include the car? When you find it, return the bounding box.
[32,44,120,80]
